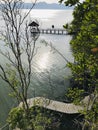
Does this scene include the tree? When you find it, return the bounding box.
[60,0,98,129]
[59,0,80,6]
[0,0,38,129]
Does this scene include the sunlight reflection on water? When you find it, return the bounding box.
[37,52,50,70]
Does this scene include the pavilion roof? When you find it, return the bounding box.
[28,21,39,27]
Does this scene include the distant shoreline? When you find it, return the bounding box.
[31,8,73,10]
[0,2,74,10]
[26,2,74,10]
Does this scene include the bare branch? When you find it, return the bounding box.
[0,0,38,116]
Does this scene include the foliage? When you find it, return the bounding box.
[7,107,29,130]
[65,88,84,104]
[59,0,80,6]
[7,106,60,130]
[80,98,98,130]
[61,0,98,129]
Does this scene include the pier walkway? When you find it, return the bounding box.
[19,97,85,114]
[31,28,67,35]
[40,29,66,35]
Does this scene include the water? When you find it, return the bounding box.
[0,9,74,128]
[29,9,73,28]
[28,34,73,99]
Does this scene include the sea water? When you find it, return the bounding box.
[0,9,74,128]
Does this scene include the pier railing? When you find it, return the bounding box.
[31,28,67,35]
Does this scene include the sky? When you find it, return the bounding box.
[24,0,59,3]
[37,0,58,3]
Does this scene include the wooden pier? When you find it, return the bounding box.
[19,97,85,114]
[30,28,67,35]
[40,29,66,35]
